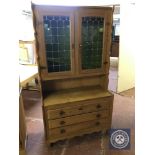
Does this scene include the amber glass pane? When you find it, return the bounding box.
[81,16,104,69]
[43,16,71,72]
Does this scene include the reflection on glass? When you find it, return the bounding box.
[43,16,71,72]
[81,16,104,69]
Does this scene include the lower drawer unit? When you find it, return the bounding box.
[48,118,109,143]
[43,90,114,143]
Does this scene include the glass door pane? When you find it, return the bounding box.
[81,16,104,70]
[43,15,71,73]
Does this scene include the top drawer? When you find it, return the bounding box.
[46,97,112,119]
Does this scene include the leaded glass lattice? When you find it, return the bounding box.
[81,16,104,69]
[43,15,71,72]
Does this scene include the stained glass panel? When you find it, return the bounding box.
[43,15,71,72]
[81,16,104,69]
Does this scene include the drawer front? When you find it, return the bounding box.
[48,110,109,128]
[48,118,108,138]
[46,97,112,119]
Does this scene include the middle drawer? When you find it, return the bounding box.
[48,110,109,129]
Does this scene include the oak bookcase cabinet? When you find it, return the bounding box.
[32,4,114,144]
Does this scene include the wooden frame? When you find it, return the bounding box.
[33,6,75,80]
[76,8,111,75]
[33,5,113,80]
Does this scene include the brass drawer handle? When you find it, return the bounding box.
[59,110,65,116]
[96,122,100,126]
[60,120,65,125]
[78,107,83,110]
[96,104,101,109]
[96,114,101,118]
[60,129,66,134]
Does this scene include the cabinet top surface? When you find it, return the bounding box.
[32,3,113,10]
[43,86,113,107]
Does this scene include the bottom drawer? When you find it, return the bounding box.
[48,118,109,143]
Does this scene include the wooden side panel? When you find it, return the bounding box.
[104,8,113,74]
[31,3,44,99]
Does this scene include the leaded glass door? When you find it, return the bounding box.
[77,10,110,74]
[36,9,75,80]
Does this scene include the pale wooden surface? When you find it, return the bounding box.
[19,64,38,86]
[44,86,112,107]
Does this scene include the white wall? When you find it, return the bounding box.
[19,14,34,41]
[117,2,135,92]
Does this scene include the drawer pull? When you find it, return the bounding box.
[60,120,65,125]
[59,110,65,116]
[60,129,66,134]
[96,122,100,126]
[96,114,101,118]
[78,107,83,110]
[96,104,101,109]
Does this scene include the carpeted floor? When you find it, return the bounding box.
[22,87,135,155]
